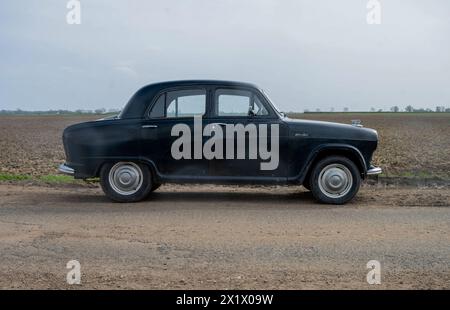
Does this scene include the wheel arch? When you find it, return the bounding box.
[92,157,160,182]
[300,144,367,184]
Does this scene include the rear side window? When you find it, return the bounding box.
[149,89,206,118]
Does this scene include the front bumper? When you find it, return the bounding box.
[367,165,382,175]
[58,163,74,175]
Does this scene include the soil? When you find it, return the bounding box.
[0,183,448,289]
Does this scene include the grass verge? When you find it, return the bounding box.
[0,173,97,185]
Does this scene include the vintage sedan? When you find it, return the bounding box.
[59,80,381,204]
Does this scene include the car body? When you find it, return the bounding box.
[59,80,381,204]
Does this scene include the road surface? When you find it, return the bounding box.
[0,183,449,289]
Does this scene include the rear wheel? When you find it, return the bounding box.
[309,156,361,204]
[151,182,161,192]
[100,161,153,202]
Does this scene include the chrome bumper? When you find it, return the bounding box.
[367,166,382,175]
[58,163,74,175]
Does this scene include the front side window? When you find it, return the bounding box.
[149,88,206,118]
[214,89,269,117]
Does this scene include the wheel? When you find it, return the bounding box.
[309,156,361,204]
[151,182,161,192]
[303,178,311,191]
[100,161,153,202]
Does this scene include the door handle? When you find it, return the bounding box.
[142,125,158,128]
[294,132,309,137]
[210,123,227,127]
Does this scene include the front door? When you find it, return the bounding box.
[207,88,288,180]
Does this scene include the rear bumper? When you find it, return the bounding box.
[58,163,74,175]
[367,165,382,175]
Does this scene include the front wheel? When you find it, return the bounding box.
[100,161,153,202]
[309,156,361,204]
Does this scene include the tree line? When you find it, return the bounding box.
[0,108,121,115]
[303,106,450,113]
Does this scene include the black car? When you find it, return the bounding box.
[59,80,381,204]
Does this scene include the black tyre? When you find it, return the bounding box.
[309,156,361,204]
[150,182,161,192]
[100,161,153,202]
[303,178,311,191]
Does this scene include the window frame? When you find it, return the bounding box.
[211,86,278,120]
[146,86,209,120]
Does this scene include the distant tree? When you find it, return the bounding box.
[377,109,383,112]
[330,107,335,112]
[405,105,413,112]
[304,109,309,113]
[343,107,349,112]
[445,108,450,113]
[370,107,376,112]
[95,108,106,114]
[315,108,321,112]
[390,106,399,112]
[436,106,445,112]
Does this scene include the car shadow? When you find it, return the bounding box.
[56,188,321,207]
[148,190,316,205]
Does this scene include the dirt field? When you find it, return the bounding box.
[298,113,450,179]
[0,115,98,176]
[0,183,449,289]
[1,113,449,179]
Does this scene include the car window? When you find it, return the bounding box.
[252,96,269,116]
[149,94,165,118]
[215,89,269,117]
[149,89,206,118]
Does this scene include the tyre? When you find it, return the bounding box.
[309,156,361,204]
[303,178,311,191]
[151,182,161,192]
[100,161,153,202]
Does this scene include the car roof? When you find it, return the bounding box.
[142,80,260,91]
[120,80,263,119]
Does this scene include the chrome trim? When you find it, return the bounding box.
[367,166,382,175]
[210,123,227,127]
[351,119,363,127]
[318,163,353,199]
[108,162,143,195]
[58,163,74,175]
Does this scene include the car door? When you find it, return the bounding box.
[140,87,210,178]
[206,87,289,179]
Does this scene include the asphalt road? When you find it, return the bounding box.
[0,183,449,289]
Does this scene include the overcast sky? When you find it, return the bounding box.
[0,0,449,112]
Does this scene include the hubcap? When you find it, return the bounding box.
[108,162,143,195]
[318,164,353,199]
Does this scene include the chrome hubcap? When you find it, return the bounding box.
[108,162,143,195]
[318,164,353,198]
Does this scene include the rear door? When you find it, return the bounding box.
[140,87,210,178]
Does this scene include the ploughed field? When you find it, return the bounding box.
[0,113,449,179]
